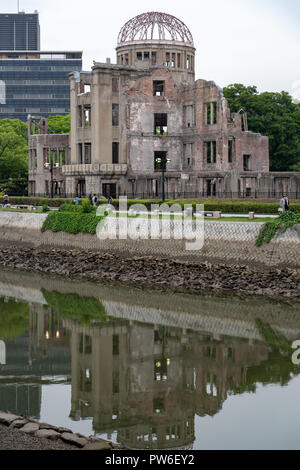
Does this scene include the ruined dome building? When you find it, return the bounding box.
[28,12,300,198]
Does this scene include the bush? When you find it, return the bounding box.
[256,211,300,246]
[59,200,95,214]
[42,211,105,234]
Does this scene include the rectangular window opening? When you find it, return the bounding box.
[171,53,176,68]
[205,141,217,164]
[112,103,119,127]
[177,53,181,68]
[154,113,168,135]
[112,77,119,92]
[84,143,91,164]
[78,105,82,128]
[112,142,119,164]
[243,154,251,171]
[84,106,91,127]
[228,138,234,163]
[154,151,167,172]
[165,52,170,67]
[153,81,165,97]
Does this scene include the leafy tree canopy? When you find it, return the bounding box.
[223,84,300,171]
[47,114,70,134]
[0,119,28,184]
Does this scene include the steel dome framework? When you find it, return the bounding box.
[117,12,194,47]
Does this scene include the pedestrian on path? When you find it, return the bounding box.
[280,194,290,212]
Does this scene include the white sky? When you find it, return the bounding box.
[1,0,300,97]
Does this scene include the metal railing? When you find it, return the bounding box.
[22,191,300,201]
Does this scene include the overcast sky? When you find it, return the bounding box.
[2,0,300,97]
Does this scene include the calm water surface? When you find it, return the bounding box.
[0,269,300,450]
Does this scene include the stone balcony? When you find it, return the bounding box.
[62,163,127,176]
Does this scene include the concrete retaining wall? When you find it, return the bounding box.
[0,212,299,268]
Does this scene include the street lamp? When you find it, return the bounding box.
[44,161,59,198]
[154,154,171,202]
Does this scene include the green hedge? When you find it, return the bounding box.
[6,196,75,207]
[5,196,300,214]
[127,200,300,214]
[42,212,105,234]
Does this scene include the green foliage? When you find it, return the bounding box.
[223,84,300,171]
[5,196,300,215]
[0,298,29,339]
[7,196,75,207]
[42,211,105,234]
[47,115,70,134]
[167,200,300,214]
[256,211,300,246]
[42,290,107,326]
[0,119,28,192]
[81,199,94,213]
[256,319,292,354]
[59,200,95,214]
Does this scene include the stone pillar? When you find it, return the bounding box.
[65,176,76,197]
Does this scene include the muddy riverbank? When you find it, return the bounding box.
[0,245,299,299]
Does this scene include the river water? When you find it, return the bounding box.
[0,268,300,450]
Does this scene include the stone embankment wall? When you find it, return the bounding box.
[0,212,299,269]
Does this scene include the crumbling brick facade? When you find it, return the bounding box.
[28,12,300,199]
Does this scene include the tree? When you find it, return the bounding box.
[47,114,70,134]
[0,119,28,193]
[223,84,300,171]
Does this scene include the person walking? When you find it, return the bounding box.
[74,196,80,206]
[92,194,98,206]
[3,194,8,206]
[280,194,290,212]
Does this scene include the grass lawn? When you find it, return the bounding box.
[0,207,44,213]
[113,213,274,222]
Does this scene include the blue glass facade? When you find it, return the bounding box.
[0,53,82,121]
[0,13,40,51]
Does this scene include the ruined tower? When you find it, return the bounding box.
[116,12,196,84]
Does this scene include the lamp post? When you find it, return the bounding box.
[45,160,59,198]
[155,154,171,202]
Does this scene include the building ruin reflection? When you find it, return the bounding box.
[0,282,299,450]
[65,317,269,449]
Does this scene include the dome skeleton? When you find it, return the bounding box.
[118,12,194,46]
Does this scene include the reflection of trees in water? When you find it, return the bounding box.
[0,297,29,339]
[42,290,107,326]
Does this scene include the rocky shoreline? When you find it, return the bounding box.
[0,411,122,451]
[0,245,299,299]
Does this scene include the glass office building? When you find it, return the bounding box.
[0,12,40,51]
[0,51,82,121]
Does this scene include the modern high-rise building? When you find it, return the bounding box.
[0,11,40,51]
[0,11,83,121]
